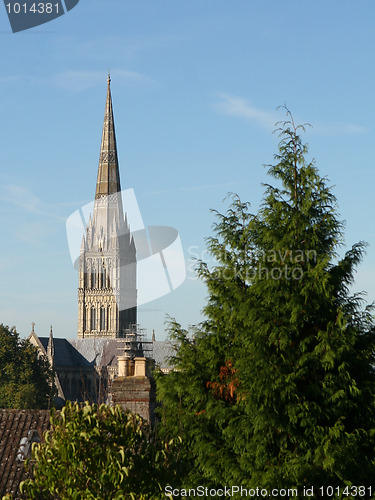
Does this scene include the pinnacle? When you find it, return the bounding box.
[95,77,121,199]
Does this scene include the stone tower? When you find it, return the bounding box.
[77,76,137,338]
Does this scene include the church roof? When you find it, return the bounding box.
[38,337,86,367]
[37,336,173,371]
[152,341,174,372]
[37,337,122,368]
[70,338,124,367]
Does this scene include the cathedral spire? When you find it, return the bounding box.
[95,75,121,199]
[78,77,137,339]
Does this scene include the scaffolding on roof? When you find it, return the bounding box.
[121,323,153,359]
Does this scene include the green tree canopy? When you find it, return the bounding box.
[20,401,182,500]
[156,112,375,495]
[0,324,55,409]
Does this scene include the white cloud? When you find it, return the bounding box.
[0,184,65,220]
[214,93,278,130]
[2,185,42,211]
[214,93,367,135]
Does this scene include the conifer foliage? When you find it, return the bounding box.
[157,111,375,494]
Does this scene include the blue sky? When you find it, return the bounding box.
[1,1,375,340]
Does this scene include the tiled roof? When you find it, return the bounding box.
[0,409,50,498]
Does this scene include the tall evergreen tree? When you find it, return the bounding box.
[157,111,375,496]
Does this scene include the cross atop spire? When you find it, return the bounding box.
[95,76,121,199]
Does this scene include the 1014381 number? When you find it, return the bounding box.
[5,3,60,14]
[319,486,372,497]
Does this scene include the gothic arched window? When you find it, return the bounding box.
[91,307,96,330]
[100,307,106,331]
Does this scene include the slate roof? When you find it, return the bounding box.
[37,338,125,368]
[37,337,172,371]
[153,341,174,371]
[70,338,125,367]
[0,409,50,498]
